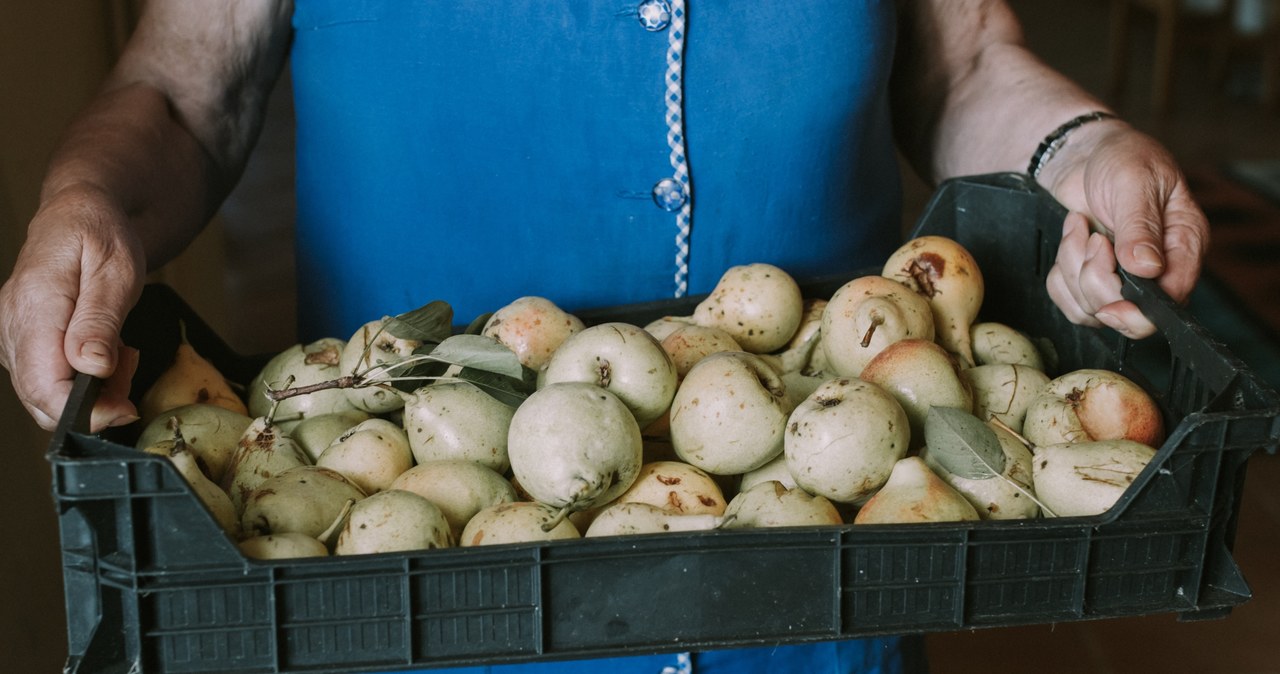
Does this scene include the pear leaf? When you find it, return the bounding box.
[426,334,528,381]
[385,300,454,344]
[923,406,1006,480]
[450,366,533,408]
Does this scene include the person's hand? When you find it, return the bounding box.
[1039,121,1209,339]
[0,185,146,431]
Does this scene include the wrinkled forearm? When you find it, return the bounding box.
[891,0,1111,185]
[37,82,224,270]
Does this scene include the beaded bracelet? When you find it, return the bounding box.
[1026,111,1118,180]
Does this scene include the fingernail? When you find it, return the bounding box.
[1096,311,1125,332]
[79,340,114,369]
[1133,243,1164,270]
[107,414,140,428]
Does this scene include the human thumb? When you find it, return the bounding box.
[1108,200,1166,281]
[63,275,142,379]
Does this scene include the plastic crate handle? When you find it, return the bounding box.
[46,373,103,459]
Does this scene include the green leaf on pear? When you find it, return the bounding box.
[923,406,1006,480]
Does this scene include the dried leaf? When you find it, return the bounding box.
[924,406,1007,480]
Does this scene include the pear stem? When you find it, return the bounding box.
[265,375,363,401]
[541,505,571,533]
[861,315,885,348]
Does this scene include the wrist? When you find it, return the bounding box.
[1031,115,1128,195]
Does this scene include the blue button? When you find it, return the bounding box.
[637,0,672,31]
[652,178,687,211]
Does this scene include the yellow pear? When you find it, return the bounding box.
[139,337,248,426]
[853,457,980,524]
[882,235,984,368]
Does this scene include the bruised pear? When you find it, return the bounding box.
[612,461,727,516]
[135,403,252,484]
[402,381,515,473]
[335,489,453,554]
[142,423,239,538]
[784,377,909,504]
[585,502,720,538]
[248,338,360,432]
[507,382,643,513]
[1022,369,1164,448]
[852,457,980,524]
[461,502,581,546]
[971,322,1046,370]
[339,317,424,414]
[139,336,247,425]
[669,352,793,475]
[882,235,984,368]
[240,465,366,539]
[1032,439,1157,517]
[692,263,804,354]
[659,324,743,380]
[820,275,934,378]
[481,296,586,371]
[642,315,697,342]
[220,416,312,515]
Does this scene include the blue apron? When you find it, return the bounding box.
[291,0,902,338]
[290,2,907,672]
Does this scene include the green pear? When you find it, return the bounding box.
[820,275,934,378]
[692,263,804,354]
[401,381,515,473]
[339,317,424,414]
[962,363,1050,434]
[1032,439,1157,517]
[135,403,253,484]
[506,382,643,512]
[784,377,910,504]
[970,322,1046,370]
[719,481,843,529]
[542,322,678,428]
[669,352,793,475]
[390,459,518,541]
[317,418,414,494]
[335,489,454,554]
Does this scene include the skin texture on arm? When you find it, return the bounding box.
[0,0,294,431]
[891,0,1208,339]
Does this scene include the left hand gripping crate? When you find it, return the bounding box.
[48,173,1280,673]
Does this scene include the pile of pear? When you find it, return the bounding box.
[133,235,1167,560]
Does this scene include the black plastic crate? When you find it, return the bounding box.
[47,173,1280,673]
